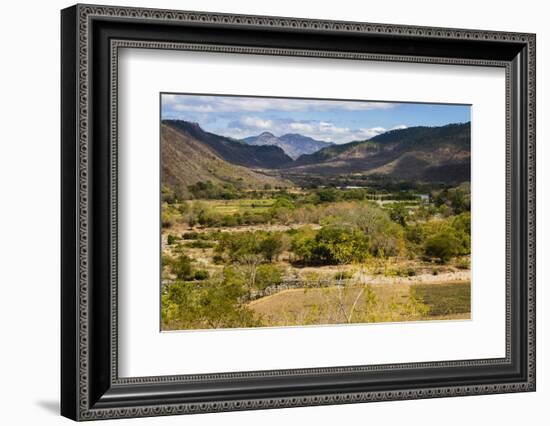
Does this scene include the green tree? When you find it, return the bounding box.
[170,253,194,280]
[316,225,368,264]
[387,203,409,227]
[255,264,284,291]
[161,271,260,330]
[294,225,370,265]
[259,234,283,262]
[451,212,471,255]
[334,202,404,257]
[290,227,317,263]
[316,188,339,203]
[424,228,462,263]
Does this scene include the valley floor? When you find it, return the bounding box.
[161,221,471,330]
[160,191,472,330]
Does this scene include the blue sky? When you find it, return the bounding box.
[161,94,470,144]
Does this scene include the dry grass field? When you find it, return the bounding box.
[249,281,470,327]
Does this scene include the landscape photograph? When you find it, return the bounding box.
[160,93,472,331]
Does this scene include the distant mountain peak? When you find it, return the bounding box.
[163,119,292,169]
[243,132,333,160]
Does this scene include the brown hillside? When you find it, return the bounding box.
[161,124,288,198]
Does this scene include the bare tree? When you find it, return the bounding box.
[237,253,263,299]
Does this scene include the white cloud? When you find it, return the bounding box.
[161,95,409,144]
[239,116,273,129]
[173,103,215,113]
[391,124,408,130]
[162,94,398,114]
[289,122,315,133]
[219,118,390,144]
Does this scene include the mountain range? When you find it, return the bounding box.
[161,122,290,198]
[287,122,471,182]
[161,119,471,196]
[164,120,293,169]
[242,132,333,159]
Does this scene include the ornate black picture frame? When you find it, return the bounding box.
[61,4,536,421]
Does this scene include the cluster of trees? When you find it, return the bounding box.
[161,203,471,330]
[406,212,471,262]
[187,180,242,200]
[166,195,422,231]
[167,200,471,271]
[163,181,470,233]
[315,187,419,203]
[215,231,288,263]
[162,268,260,330]
[161,178,472,330]
[291,226,369,265]
[178,180,429,204]
[209,203,407,266]
[432,184,470,215]
[289,212,470,266]
[163,253,209,281]
[290,204,405,265]
[161,260,437,329]
[162,250,286,329]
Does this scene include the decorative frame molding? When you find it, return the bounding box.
[61,4,536,421]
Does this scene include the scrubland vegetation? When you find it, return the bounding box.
[161,181,471,330]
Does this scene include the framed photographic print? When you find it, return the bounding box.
[61,4,536,421]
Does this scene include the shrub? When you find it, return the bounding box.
[334,270,354,280]
[451,212,471,255]
[167,234,178,245]
[387,266,416,277]
[316,188,339,203]
[194,270,209,280]
[241,211,269,225]
[455,257,470,270]
[161,274,260,330]
[161,210,174,228]
[424,229,462,263]
[387,203,409,227]
[170,253,194,280]
[185,240,215,249]
[220,214,240,227]
[255,264,284,291]
[271,197,295,210]
[182,231,199,240]
[198,209,223,227]
[177,202,190,215]
[161,185,176,203]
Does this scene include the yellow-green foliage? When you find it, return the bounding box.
[161,183,471,331]
[162,273,260,330]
